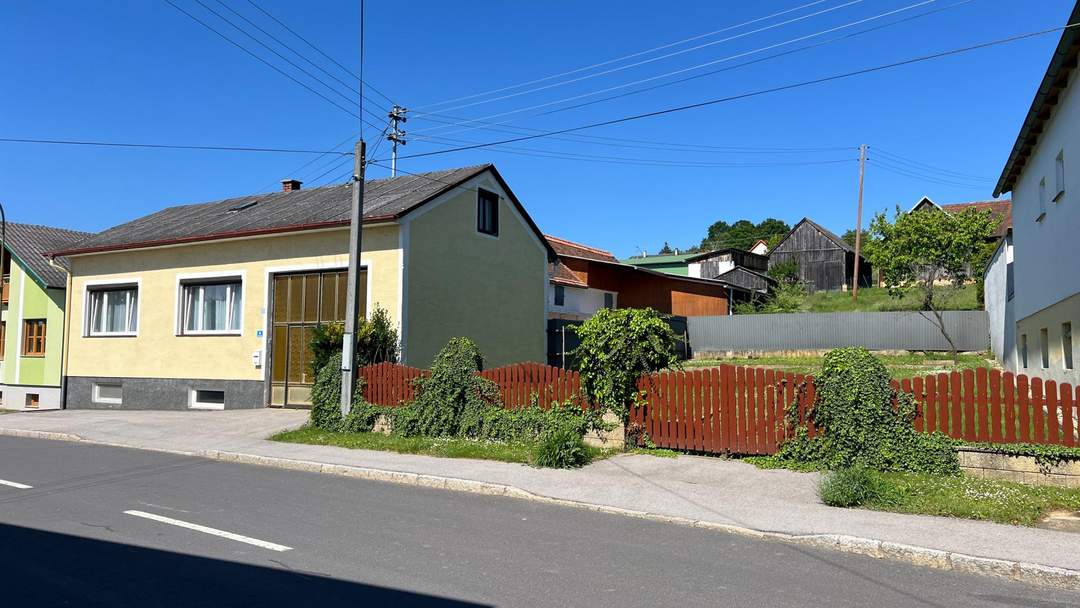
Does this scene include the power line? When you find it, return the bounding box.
[242,0,396,107]
[374,24,1077,164]
[873,147,993,181]
[210,0,389,113]
[414,0,869,123]
[536,0,974,118]
[868,158,988,188]
[0,137,355,155]
[411,133,857,168]
[163,0,381,127]
[412,0,942,137]
[415,0,835,111]
[307,156,355,186]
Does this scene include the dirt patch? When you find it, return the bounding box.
[1038,510,1080,533]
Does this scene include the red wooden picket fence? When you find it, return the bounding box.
[358,361,589,409]
[630,366,816,455]
[360,361,1079,455]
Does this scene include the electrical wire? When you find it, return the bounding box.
[163,0,382,126]
[0,137,355,155]
[411,0,943,137]
[373,23,1078,164]
[868,158,989,188]
[210,0,389,113]
[410,133,856,168]
[873,147,993,181]
[415,0,838,111]
[242,0,396,106]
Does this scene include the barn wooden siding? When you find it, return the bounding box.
[767,220,871,292]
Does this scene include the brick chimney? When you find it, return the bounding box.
[281,179,302,192]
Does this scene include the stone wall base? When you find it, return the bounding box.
[958,448,1080,488]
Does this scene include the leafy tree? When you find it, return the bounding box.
[865,206,999,361]
[657,241,675,255]
[698,217,790,251]
[573,308,679,422]
[840,229,858,248]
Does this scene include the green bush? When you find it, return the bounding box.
[574,308,680,422]
[776,347,959,475]
[309,351,386,432]
[819,467,892,507]
[310,353,345,431]
[308,305,400,377]
[533,426,592,468]
[400,337,500,438]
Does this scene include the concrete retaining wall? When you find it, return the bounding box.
[959,448,1080,488]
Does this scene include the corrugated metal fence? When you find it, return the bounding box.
[688,311,989,354]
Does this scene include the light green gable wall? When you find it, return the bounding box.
[2,260,65,388]
[405,173,547,368]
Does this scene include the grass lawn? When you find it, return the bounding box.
[271,426,612,465]
[685,351,996,380]
[799,285,979,313]
[863,471,1080,527]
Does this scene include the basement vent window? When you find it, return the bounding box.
[190,389,226,410]
[93,383,123,405]
[25,394,39,409]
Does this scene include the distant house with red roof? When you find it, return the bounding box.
[545,235,745,321]
[910,196,1012,238]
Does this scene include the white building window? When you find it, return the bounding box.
[88,287,138,335]
[1020,334,1028,369]
[181,281,242,334]
[1054,150,1065,202]
[93,383,123,405]
[190,388,225,410]
[1037,178,1047,221]
[1063,322,1073,371]
[1040,327,1049,369]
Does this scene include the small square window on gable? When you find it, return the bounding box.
[477,189,499,236]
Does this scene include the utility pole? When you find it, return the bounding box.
[387,105,407,177]
[341,0,367,415]
[851,143,867,301]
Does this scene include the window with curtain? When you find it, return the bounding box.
[181,281,242,334]
[88,287,138,335]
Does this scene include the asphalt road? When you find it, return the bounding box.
[0,435,1076,608]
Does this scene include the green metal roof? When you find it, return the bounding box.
[621,253,696,265]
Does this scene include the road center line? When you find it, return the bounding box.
[0,478,33,489]
[123,510,293,552]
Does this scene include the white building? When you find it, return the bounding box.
[993,3,1080,385]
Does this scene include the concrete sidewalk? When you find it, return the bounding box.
[2,409,1078,588]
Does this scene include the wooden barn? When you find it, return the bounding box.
[767,217,872,292]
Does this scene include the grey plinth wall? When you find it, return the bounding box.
[65,376,265,410]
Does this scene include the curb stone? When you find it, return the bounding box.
[1,427,1077,590]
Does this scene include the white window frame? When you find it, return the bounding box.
[1054,150,1065,202]
[1037,178,1047,222]
[189,388,225,410]
[175,271,245,336]
[92,383,123,405]
[84,278,141,337]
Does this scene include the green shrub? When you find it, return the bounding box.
[309,351,382,432]
[533,426,592,468]
[401,337,500,438]
[310,353,345,431]
[308,305,400,377]
[819,467,891,507]
[574,308,679,422]
[776,347,959,475]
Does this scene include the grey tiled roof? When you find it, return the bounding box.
[4,222,93,288]
[56,165,492,255]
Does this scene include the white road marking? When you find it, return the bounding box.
[0,478,33,489]
[123,510,293,552]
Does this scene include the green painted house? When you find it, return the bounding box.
[1,223,90,410]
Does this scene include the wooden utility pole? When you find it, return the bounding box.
[852,143,867,300]
[341,0,367,415]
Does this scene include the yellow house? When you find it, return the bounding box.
[49,164,554,409]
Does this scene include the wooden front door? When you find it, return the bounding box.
[268,270,365,408]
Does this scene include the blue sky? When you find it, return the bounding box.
[2,0,1073,257]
